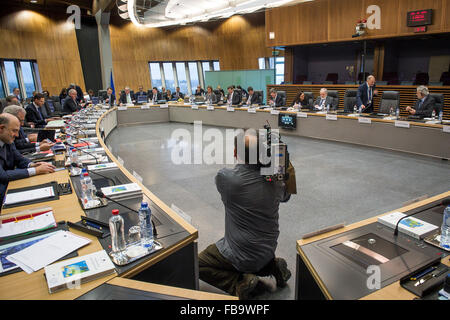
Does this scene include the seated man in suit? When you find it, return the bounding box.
[149,87,162,104]
[205,86,217,104]
[12,88,23,105]
[194,85,205,96]
[5,95,20,107]
[313,88,334,111]
[268,88,284,108]
[26,93,59,127]
[174,87,184,100]
[0,113,55,203]
[405,86,435,118]
[67,83,84,103]
[356,75,378,113]
[62,89,83,114]
[102,87,116,106]
[245,87,262,106]
[119,87,136,106]
[227,86,241,106]
[136,86,147,98]
[161,87,168,101]
[3,105,54,154]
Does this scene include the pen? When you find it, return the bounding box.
[410,266,436,281]
[82,220,102,230]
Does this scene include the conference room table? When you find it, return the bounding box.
[0,107,236,300]
[295,191,450,300]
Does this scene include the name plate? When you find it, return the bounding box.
[132,170,143,183]
[191,105,199,110]
[207,105,214,111]
[271,110,280,115]
[443,125,450,133]
[141,105,150,109]
[395,120,410,128]
[297,112,308,118]
[326,114,337,121]
[227,107,235,112]
[248,108,257,113]
[160,104,168,109]
[358,117,371,124]
[118,106,127,111]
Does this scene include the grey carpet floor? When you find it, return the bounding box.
[106,122,450,300]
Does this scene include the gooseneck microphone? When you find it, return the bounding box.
[65,141,99,164]
[96,191,158,237]
[71,162,116,186]
[394,198,450,236]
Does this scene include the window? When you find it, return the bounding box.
[188,62,199,94]
[163,63,175,91]
[4,61,20,96]
[258,57,265,70]
[20,61,36,98]
[148,60,219,96]
[149,63,162,89]
[176,62,188,94]
[275,57,285,85]
[0,59,41,99]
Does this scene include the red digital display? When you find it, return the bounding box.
[414,26,427,33]
[407,9,432,27]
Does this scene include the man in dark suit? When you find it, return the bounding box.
[0,113,55,203]
[356,75,378,113]
[227,86,241,105]
[149,87,162,104]
[195,85,205,96]
[268,88,283,108]
[205,86,217,104]
[67,84,84,103]
[174,87,184,100]
[62,89,83,114]
[102,87,116,106]
[3,105,54,154]
[12,88,22,105]
[405,86,435,118]
[119,87,136,105]
[245,87,262,106]
[313,88,335,111]
[25,93,58,127]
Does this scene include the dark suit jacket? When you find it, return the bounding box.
[173,91,184,99]
[149,92,162,103]
[0,142,32,202]
[227,91,241,105]
[119,92,136,104]
[62,97,81,114]
[247,92,262,105]
[102,93,116,106]
[205,92,217,104]
[14,127,37,154]
[413,95,435,117]
[314,96,336,110]
[269,94,284,107]
[356,82,377,113]
[25,103,47,127]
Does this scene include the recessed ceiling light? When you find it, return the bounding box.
[30,0,38,3]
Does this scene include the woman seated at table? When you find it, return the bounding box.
[290,91,308,110]
[166,89,174,101]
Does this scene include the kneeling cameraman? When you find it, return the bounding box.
[198,129,296,299]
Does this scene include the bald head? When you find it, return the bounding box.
[234,132,259,164]
[0,113,20,144]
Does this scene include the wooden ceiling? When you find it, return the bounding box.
[5,0,93,10]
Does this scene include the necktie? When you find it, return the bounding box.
[418,99,424,111]
[37,106,44,120]
[321,99,325,108]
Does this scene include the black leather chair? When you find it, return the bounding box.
[254,90,263,105]
[414,72,429,85]
[379,91,400,114]
[303,92,314,110]
[343,89,358,112]
[277,91,286,106]
[429,93,444,115]
[327,90,339,110]
[98,90,107,98]
[325,73,338,84]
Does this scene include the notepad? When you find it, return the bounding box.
[6,231,91,274]
[4,187,55,206]
[0,210,56,239]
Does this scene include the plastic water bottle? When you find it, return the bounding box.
[70,148,78,164]
[431,109,436,119]
[395,106,400,118]
[81,172,94,200]
[139,202,154,248]
[109,209,126,254]
[440,206,450,249]
[326,104,330,113]
[439,110,443,122]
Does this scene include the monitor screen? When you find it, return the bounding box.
[407,9,432,27]
[137,95,147,103]
[278,114,297,129]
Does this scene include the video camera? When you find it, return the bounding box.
[261,122,290,182]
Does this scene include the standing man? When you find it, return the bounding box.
[356,75,378,113]
[199,132,294,299]
[0,113,55,203]
[405,86,435,118]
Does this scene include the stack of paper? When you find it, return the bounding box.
[377,211,438,239]
[46,120,66,128]
[87,162,117,171]
[0,210,56,239]
[4,187,55,207]
[6,230,91,274]
[101,183,142,201]
[44,250,115,293]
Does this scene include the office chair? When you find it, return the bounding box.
[379,91,400,114]
[325,73,338,84]
[429,93,444,115]
[98,90,107,98]
[327,90,339,110]
[277,91,286,106]
[254,90,263,105]
[414,72,429,85]
[302,92,314,110]
[343,89,358,112]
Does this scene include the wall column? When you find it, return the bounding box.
[95,10,114,90]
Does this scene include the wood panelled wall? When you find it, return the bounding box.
[266,0,450,47]
[109,12,272,92]
[0,8,85,96]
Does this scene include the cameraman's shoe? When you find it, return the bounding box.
[236,273,259,300]
[272,258,291,288]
